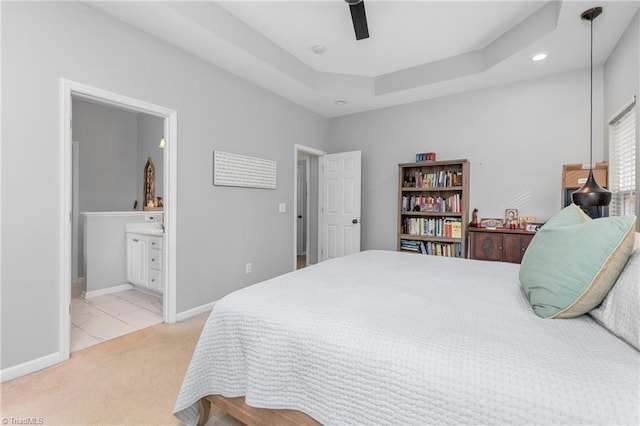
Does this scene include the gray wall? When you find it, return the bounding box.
[328,68,604,251]
[604,9,639,230]
[73,100,139,212]
[1,2,327,370]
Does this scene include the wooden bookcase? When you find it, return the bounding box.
[397,159,470,257]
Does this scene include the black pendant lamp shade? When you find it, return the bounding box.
[573,169,611,206]
[572,6,612,208]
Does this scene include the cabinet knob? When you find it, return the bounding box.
[133,239,139,242]
[498,246,503,250]
[521,247,526,252]
[151,258,155,262]
[151,279,155,282]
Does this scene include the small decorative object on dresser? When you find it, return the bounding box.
[505,209,518,228]
[470,208,479,227]
[469,227,536,264]
[479,218,503,229]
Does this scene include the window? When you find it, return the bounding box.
[608,98,636,217]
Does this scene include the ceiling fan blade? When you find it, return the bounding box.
[349,1,369,40]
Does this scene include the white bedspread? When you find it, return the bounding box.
[174,250,640,425]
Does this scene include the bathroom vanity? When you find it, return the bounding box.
[126,223,164,293]
[82,211,163,296]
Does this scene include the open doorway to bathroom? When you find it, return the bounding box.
[70,99,165,352]
[60,79,177,361]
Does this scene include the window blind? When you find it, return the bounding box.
[608,99,636,217]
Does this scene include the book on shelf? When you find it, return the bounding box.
[408,170,464,189]
[402,194,461,213]
[400,240,463,258]
[451,221,462,239]
[402,217,463,238]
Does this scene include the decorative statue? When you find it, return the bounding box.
[470,208,479,227]
[144,157,155,208]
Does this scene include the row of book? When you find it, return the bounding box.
[402,217,462,238]
[401,194,462,213]
[405,170,463,188]
[400,240,463,257]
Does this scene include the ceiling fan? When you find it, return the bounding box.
[345,0,369,40]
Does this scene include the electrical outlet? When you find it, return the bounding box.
[245,263,252,274]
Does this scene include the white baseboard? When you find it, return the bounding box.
[176,301,216,322]
[85,283,133,299]
[0,352,62,383]
[1,299,213,382]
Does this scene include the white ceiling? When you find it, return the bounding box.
[89,1,640,118]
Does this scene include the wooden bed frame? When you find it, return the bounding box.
[196,395,321,426]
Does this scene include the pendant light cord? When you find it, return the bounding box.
[589,15,593,169]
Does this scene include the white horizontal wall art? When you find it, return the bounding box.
[213,150,277,189]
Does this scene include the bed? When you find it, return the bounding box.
[174,248,639,425]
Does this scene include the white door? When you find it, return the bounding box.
[321,150,361,260]
[296,164,305,256]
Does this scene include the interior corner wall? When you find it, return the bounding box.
[328,68,603,251]
[604,9,639,230]
[1,2,327,372]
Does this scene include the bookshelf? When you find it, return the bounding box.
[397,159,470,257]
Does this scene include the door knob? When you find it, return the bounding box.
[352,219,360,224]
[297,215,302,219]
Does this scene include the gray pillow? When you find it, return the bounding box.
[590,234,640,351]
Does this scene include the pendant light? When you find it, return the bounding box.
[572,6,611,208]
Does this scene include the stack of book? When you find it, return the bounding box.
[401,194,462,213]
[400,240,463,257]
[402,217,463,238]
[408,170,463,188]
[400,240,421,252]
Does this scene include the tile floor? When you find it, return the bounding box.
[71,288,163,352]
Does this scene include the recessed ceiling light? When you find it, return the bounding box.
[532,53,548,61]
[334,100,347,105]
[312,45,326,55]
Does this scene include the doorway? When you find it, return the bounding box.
[293,145,324,270]
[70,100,165,351]
[60,79,177,361]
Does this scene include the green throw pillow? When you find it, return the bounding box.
[520,211,636,319]
[543,203,590,227]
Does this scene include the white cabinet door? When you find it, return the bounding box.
[126,234,148,286]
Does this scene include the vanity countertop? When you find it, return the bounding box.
[125,222,164,236]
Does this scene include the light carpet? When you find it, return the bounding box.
[1,312,242,425]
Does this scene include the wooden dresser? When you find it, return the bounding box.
[468,227,536,264]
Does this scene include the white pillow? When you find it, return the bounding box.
[590,236,639,351]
